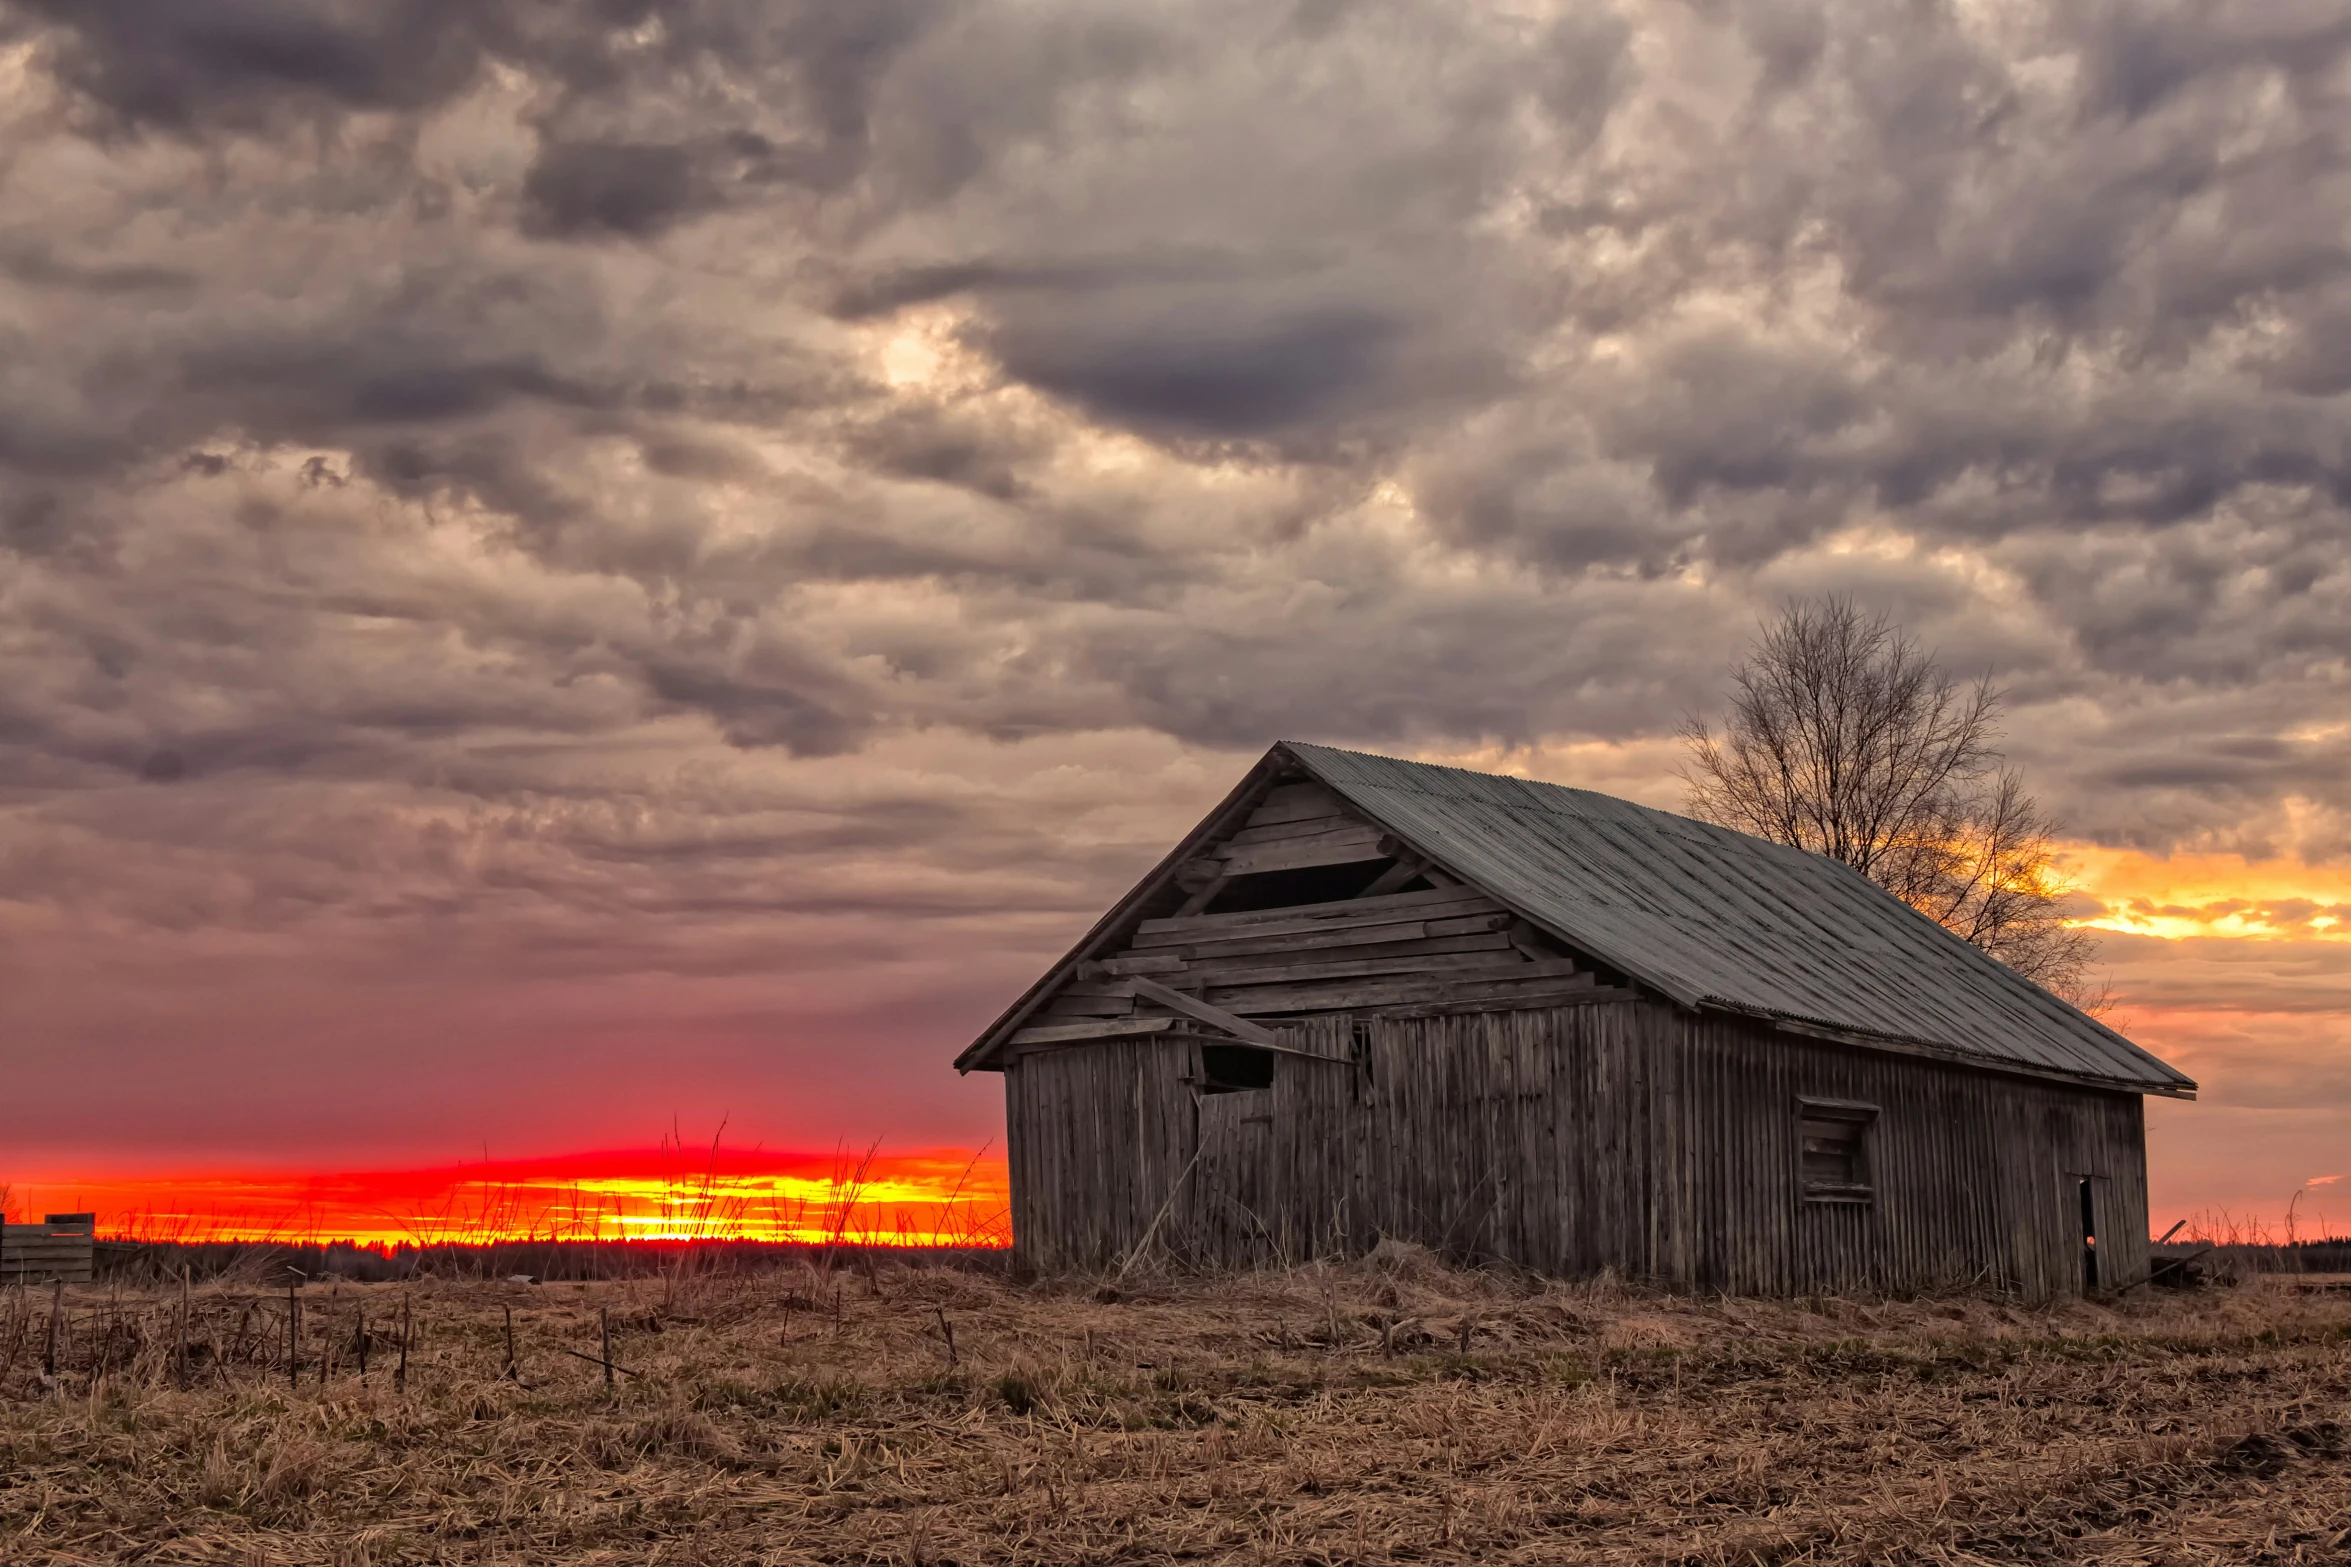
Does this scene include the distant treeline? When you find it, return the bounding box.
[96,1237,1010,1286]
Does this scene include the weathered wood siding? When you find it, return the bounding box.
[1005,1038,1197,1276]
[1019,783,1633,1045]
[1028,881,1623,1035]
[1004,999,2150,1297]
[0,1220,96,1284]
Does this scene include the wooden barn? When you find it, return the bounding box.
[957,742,2196,1297]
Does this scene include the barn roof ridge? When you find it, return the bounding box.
[956,741,2194,1099]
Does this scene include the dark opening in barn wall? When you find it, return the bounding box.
[2079,1176,2100,1290]
[1200,1043,1276,1094]
[1798,1100,1877,1204]
[1197,859,1403,914]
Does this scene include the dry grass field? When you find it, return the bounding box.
[0,1250,2344,1564]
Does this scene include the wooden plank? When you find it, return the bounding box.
[1246,782,1345,826]
[1179,941,1534,990]
[1185,913,1509,961]
[1082,953,1188,978]
[1205,960,1585,1015]
[1175,920,1438,962]
[1128,976,1281,1047]
[1214,823,1380,857]
[1135,883,1487,939]
[1409,977,1623,1010]
[1318,975,1622,1017]
[1135,900,1500,954]
[1211,827,1387,877]
[1004,1061,1036,1271]
[1426,912,1511,938]
[1048,975,1135,998]
[1225,813,1353,847]
[1038,994,1138,1018]
[1011,1017,1178,1047]
[1187,930,1514,971]
[1455,968,1601,996]
[1064,931,1516,994]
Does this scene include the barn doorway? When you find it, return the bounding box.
[2077,1177,2099,1292]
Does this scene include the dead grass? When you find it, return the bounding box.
[0,1251,2345,1563]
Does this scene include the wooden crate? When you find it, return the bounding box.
[1,1216,96,1284]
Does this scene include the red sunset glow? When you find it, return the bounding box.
[2,1146,1009,1250]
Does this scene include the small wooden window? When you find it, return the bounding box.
[1797,1100,1877,1203]
[1201,1043,1276,1094]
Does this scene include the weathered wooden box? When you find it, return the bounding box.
[1,1215,96,1284]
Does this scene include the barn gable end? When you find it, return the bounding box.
[962,761,1631,1072]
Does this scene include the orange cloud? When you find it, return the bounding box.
[2061,846,2351,942]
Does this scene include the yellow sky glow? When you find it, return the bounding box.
[2062,845,2351,942]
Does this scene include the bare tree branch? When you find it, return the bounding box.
[1679,597,2104,1009]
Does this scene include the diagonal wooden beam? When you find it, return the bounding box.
[1504,919,1558,963]
[1354,856,1426,900]
[1078,953,1188,979]
[1172,870,1230,918]
[1126,975,1279,1047]
[1010,1017,1179,1048]
[1356,835,1462,897]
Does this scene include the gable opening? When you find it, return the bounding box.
[1200,1043,1277,1094]
[1192,859,1405,914]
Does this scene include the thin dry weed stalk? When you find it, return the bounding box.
[0,1256,2344,1563]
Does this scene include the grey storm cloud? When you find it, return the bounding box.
[3,0,507,129]
[5,0,2351,1163]
[522,139,705,239]
[0,0,2343,786]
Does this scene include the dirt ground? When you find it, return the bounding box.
[0,1251,2344,1564]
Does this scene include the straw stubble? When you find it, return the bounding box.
[0,1256,2342,1562]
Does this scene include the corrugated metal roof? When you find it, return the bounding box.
[1283,742,2194,1096]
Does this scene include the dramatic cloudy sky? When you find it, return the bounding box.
[3,0,2349,1229]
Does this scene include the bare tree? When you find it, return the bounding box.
[1679,598,2102,1008]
